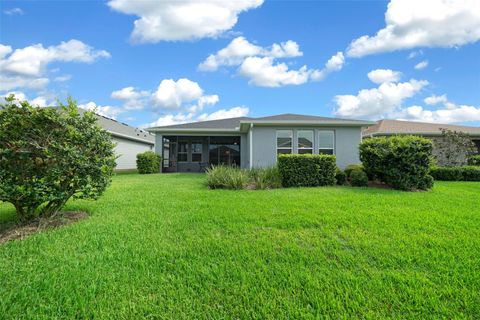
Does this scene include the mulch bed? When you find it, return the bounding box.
[0,211,88,245]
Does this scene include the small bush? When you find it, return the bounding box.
[277,154,336,187]
[430,166,480,181]
[360,136,434,191]
[249,167,282,189]
[350,169,369,187]
[335,168,347,185]
[136,151,161,174]
[344,164,364,179]
[468,155,480,166]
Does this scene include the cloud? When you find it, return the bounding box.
[424,94,448,105]
[111,86,150,110]
[108,0,263,43]
[347,0,480,57]
[1,91,54,108]
[414,60,429,70]
[334,70,428,118]
[200,37,344,87]
[367,69,402,84]
[0,40,109,91]
[310,52,345,81]
[54,75,72,82]
[3,8,24,15]
[407,50,423,59]
[198,36,302,71]
[146,106,249,127]
[397,104,480,123]
[78,101,125,119]
[151,78,208,109]
[238,56,311,87]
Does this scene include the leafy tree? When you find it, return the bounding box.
[0,95,117,222]
[434,129,477,166]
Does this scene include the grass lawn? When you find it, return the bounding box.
[1,174,479,319]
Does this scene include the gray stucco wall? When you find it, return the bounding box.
[250,126,362,169]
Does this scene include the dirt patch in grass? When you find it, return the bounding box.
[0,211,88,244]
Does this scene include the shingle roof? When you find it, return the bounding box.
[151,116,253,130]
[75,108,155,144]
[364,119,480,136]
[147,113,372,132]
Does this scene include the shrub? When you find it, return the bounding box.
[350,169,369,187]
[277,154,336,187]
[205,165,249,190]
[0,95,116,223]
[137,151,161,174]
[344,164,364,179]
[360,136,434,191]
[430,166,480,181]
[468,155,480,166]
[249,167,282,189]
[433,129,477,166]
[335,168,347,185]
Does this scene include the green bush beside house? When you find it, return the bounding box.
[136,151,161,174]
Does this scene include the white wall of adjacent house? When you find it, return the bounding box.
[112,136,154,170]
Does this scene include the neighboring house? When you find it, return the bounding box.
[363,119,480,164]
[94,114,155,170]
[146,114,374,172]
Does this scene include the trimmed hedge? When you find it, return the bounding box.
[136,151,161,174]
[468,155,480,166]
[350,169,368,187]
[344,164,364,179]
[360,136,434,191]
[335,168,347,185]
[430,166,480,181]
[277,154,336,187]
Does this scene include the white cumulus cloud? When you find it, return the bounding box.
[108,0,264,43]
[0,40,109,92]
[424,94,448,105]
[414,60,429,70]
[347,0,480,57]
[79,101,125,120]
[334,69,428,118]
[111,86,150,110]
[397,104,480,123]
[152,78,206,109]
[367,69,402,84]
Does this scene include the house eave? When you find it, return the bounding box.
[145,128,243,134]
[109,131,155,144]
[364,131,480,138]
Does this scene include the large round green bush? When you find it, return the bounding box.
[0,95,116,222]
[136,151,161,174]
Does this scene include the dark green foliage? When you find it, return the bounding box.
[277,154,336,187]
[136,151,161,174]
[360,136,434,191]
[434,129,477,166]
[350,169,369,187]
[468,155,480,166]
[430,166,480,181]
[0,95,116,222]
[205,166,281,190]
[344,164,364,179]
[335,168,347,185]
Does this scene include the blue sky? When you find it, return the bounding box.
[1,0,479,127]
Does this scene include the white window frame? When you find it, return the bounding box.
[276,130,293,155]
[318,130,335,155]
[297,130,314,154]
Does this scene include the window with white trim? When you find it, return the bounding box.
[276,130,293,154]
[318,130,334,154]
[297,130,313,154]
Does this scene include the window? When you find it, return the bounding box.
[191,142,203,162]
[318,130,334,154]
[277,130,293,154]
[178,141,188,162]
[297,130,313,154]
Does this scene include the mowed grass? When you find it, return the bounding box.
[1,174,479,319]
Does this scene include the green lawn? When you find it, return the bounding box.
[1,174,479,319]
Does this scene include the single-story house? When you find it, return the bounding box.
[146,114,374,173]
[363,119,480,164]
[94,114,155,170]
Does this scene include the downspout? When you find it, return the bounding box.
[249,123,253,169]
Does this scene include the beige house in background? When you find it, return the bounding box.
[363,120,480,165]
